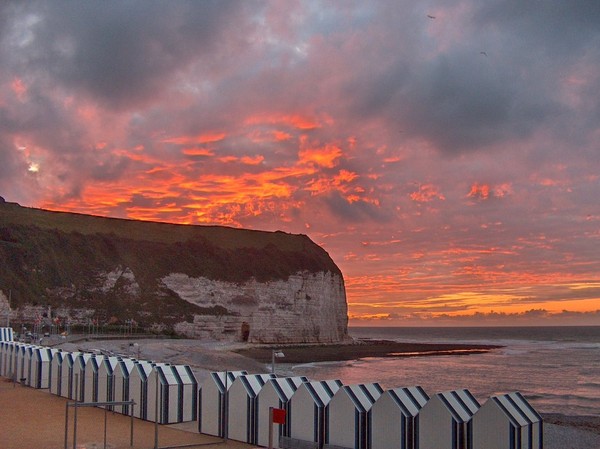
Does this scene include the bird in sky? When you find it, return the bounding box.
[480,51,488,56]
[427,14,436,19]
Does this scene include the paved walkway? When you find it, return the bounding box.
[0,379,255,449]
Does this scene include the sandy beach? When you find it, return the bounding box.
[2,336,597,449]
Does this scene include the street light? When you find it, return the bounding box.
[271,350,285,375]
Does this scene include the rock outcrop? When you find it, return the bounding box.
[0,201,348,343]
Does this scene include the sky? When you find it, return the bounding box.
[1,1,599,326]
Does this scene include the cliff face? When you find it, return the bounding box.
[0,201,348,343]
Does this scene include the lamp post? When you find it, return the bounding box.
[271,350,285,375]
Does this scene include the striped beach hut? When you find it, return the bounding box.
[171,364,198,422]
[419,389,480,449]
[198,370,248,437]
[154,363,181,424]
[0,341,8,376]
[29,346,52,389]
[72,352,93,401]
[15,343,33,382]
[256,376,308,449]
[327,383,384,449]
[82,354,101,403]
[97,356,121,409]
[227,373,277,444]
[0,327,14,342]
[130,360,156,420]
[371,386,429,449]
[472,392,543,449]
[114,358,136,415]
[50,351,66,396]
[61,352,85,399]
[288,379,343,448]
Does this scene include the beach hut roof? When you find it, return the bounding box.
[134,360,155,380]
[33,347,51,362]
[339,383,384,412]
[209,370,248,393]
[385,386,429,417]
[171,365,196,385]
[265,376,308,402]
[436,389,480,423]
[302,380,343,407]
[490,392,542,427]
[236,373,276,397]
[155,364,179,385]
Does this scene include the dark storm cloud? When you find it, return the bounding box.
[3,0,254,110]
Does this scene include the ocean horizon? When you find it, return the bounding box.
[278,325,600,417]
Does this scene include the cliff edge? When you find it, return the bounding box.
[0,201,348,343]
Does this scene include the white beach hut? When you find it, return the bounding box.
[15,343,33,382]
[71,352,93,401]
[288,379,343,448]
[256,376,308,449]
[472,392,543,449]
[0,327,14,342]
[227,373,277,444]
[327,383,384,449]
[4,342,17,378]
[198,370,248,437]
[97,356,121,409]
[23,345,36,386]
[114,357,136,415]
[82,354,101,403]
[419,389,480,449]
[371,386,429,449]
[62,352,85,399]
[130,360,155,420]
[0,341,7,376]
[171,364,198,422]
[30,347,52,389]
[50,351,66,396]
[153,363,180,424]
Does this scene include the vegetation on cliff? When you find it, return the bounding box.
[0,201,341,329]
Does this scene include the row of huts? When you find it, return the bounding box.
[0,338,543,449]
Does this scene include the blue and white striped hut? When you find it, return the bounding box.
[153,363,181,424]
[227,373,277,444]
[170,364,198,422]
[472,392,543,449]
[114,358,136,415]
[288,379,343,448]
[0,327,14,342]
[198,370,247,437]
[97,356,121,409]
[29,346,52,389]
[327,383,384,449]
[419,389,480,449]
[72,352,93,401]
[371,386,429,449]
[82,354,101,402]
[256,376,308,449]
[50,351,66,396]
[130,360,155,420]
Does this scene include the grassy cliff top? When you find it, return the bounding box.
[0,200,315,252]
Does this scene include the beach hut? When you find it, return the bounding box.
[472,392,543,449]
[227,373,277,444]
[0,341,15,377]
[50,351,66,396]
[71,352,93,401]
[327,383,384,449]
[15,343,33,383]
[256,376,308,449]
[0,341,6,376]
[171,364,198,422]
[288,379,343,448]
[97,356,121,409]
[29,347,52,389]
[82,354,101,403]
[153,363,181,424]
[419,389,480,449]
[371,386,429,449]
[0,327,14,342]
[61,352,85,399]
[114,358,136,415]
[4,342,17,378]
[198,370,248,437]
[129,360,156,420]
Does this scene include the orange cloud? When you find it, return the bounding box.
[163,132,226,145]
[244,113,324,130]
[468,182,511,200]
[410,184,445,202]
[298,144,342,168]
[182,147,214,157]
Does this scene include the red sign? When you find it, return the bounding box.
[272,408,286,424]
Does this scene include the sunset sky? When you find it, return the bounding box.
[1,1,599,326]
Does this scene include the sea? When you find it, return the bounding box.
[278,326,600,417]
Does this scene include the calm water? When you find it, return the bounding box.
[278,326,600,417]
